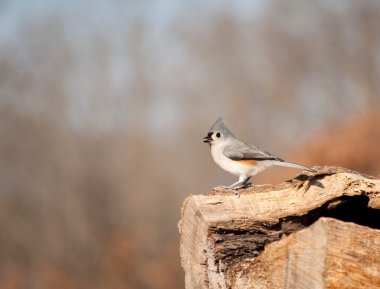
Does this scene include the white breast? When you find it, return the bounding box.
[210,143,272,177]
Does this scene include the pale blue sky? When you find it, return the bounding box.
[1,0,376,145]
[0,0,268,133]
[0,0,266,43]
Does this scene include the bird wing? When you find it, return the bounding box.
[223,140,283,162]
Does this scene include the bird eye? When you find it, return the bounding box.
[216,132,221,138]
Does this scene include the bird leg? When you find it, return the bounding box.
[240,177,253,188]
[214,176,252,198]
[231,176,252,189]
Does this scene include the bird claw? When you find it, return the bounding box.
[240,182,253,189]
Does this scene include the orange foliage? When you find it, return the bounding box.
[297,110,380,176]
[256,110,380,186]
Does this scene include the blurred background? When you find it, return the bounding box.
[0,0,379,288]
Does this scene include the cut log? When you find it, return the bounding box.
[178,166,380,289]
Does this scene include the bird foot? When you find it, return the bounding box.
[240,182,253,189]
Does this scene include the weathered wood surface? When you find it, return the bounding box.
[178,166,380,289]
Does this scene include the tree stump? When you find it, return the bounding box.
[178,166,380,289]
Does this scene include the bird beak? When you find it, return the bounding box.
[203,135,212,143]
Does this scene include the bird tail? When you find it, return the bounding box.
[273,160,316,173]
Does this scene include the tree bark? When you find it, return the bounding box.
[178,166,380,289]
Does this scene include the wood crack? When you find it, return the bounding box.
[179,166,380,289]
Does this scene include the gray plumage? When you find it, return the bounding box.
[203,117,315,193]
[210,117,283,162]
[223,140,283,162]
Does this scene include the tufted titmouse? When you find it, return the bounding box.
[203,117,315,196]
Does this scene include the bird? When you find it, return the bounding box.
[203,117,315,196]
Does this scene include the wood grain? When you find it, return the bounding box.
[178,166,380,289]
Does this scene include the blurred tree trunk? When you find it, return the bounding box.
[178,166,380,289]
